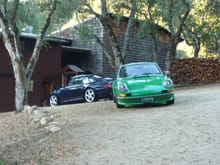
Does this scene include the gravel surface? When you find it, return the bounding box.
[0,83,220,165]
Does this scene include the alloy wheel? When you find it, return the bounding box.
[49,95,59,106]
[84,88,96,103]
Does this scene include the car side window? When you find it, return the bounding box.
[119,66,127,78]
[67,79,74,86]
[88,78,95,83]
[83,77,90,84]
[68,77,83,86]
[74,78,83,85]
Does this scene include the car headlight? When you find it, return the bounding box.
[118,82,127,92]
[163,79,173,88]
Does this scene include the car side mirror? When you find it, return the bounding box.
[164,71,170,76]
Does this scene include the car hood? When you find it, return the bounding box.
[121,75,164,95]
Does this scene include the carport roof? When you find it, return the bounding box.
[62,45,91,54]
[0,31,73,44]
[63,64,85,74]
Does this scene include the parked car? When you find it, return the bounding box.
[47,74,113,106]
[112,62,174,108]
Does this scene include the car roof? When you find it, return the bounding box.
[71,74,101,79]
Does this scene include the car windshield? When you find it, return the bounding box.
[119,63,162,78]
[67,75,101,86]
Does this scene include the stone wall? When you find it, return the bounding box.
[170,58,220,85]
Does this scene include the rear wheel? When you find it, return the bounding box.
[49,95,59,107]
[84,88,96,103]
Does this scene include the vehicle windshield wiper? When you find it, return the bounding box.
[138,73,161,76]
[131,73,150,77]
[142,73,151,75]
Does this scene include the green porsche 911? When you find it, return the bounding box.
[112,62,175,108]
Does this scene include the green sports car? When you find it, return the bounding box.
[112,62,175,108]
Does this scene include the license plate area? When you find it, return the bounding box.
[142,97,154,103]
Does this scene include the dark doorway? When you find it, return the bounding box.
[61,46,91,71]
[0,75,15,112]
[41,79,53,106]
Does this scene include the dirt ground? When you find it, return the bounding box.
[0,83,220,165]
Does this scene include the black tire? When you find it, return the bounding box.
[116,102,124,108]
[49,94,59,107]
[115,97,124,108]
[84,88,96,103]
[166,98,175,105]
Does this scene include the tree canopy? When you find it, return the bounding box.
[184,0,220,58]
[2,0,218,58]
[72,0,220,59]
[0,0,82,33]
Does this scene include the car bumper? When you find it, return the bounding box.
[96,88,113,98]
[116,92,174,106]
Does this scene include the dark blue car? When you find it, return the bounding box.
[47,74,113,106]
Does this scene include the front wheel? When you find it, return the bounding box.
[116,102,124,108]
[84,88,96,103]
[114,95,124,108]
[49,95,59,107]
[166,98,175,105]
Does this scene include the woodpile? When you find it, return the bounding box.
[170,58,220,85]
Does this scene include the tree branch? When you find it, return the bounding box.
[168,0,175,34]
[0,9,16,60]
[10,0,23,62]
[93,34,115,67]
[101,0,107,17]
[0,0,8,17]
[78,3,100,18]
[176,2,191,37]
[26,0,57,79]
[11,0,19,26]
[122,0,137,61]
[183,25,200,58]
[87,4,100,17]
[147,4,158,62]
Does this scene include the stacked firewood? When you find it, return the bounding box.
[170,58,220,85]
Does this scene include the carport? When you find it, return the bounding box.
[62,64,85,86]
[61,46,91,68]
[61,46,91,86]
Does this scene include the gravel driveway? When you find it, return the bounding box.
[1,84,220,165]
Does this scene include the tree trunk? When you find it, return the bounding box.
[13,60,27,112]
[121,0,137,61]
[218,40,220,58]
[193,43,200,58]
[166,0,191,70]
[183,25,201,58]
[150,26,158,62]
[98,17,124,71]
[166,37,178,71]
[0,0,57,112]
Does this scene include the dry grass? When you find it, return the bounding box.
[0,111,51,164]
[1,84,220,164]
